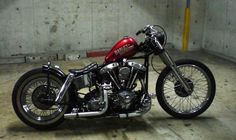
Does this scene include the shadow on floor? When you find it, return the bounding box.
[6,116,217,137]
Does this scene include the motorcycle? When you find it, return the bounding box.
[12,25,216,130]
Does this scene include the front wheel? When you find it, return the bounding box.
[156,59,216,118]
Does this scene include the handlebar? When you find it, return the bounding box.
[136,29,144,36]
[136,25,158,37]
[136,25,151,36]
[136,25,167,46]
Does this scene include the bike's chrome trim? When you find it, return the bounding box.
[119,105,151,118]
[55,73,74,103]
[127,61,146,71]
[119,112,142,118]
[100,62,119,74]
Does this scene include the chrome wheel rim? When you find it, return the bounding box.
[162,64,211,114]
[19,76,67,124]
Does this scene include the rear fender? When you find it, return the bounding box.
[42,63,66,80]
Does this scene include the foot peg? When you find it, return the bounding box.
[149,93,156,99]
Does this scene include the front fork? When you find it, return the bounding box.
[159,50,192,93]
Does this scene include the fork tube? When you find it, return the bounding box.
[159,50,191,93]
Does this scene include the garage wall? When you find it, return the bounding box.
[203,0,236,61]
[0,0,173,58]
[0,0,207,62]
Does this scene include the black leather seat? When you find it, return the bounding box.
[69,63,98,75]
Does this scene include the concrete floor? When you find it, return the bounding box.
[0,50,236,140]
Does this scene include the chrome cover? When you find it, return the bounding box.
[118,67,130,80]
[100,62,119,74]
[127,61,146,71]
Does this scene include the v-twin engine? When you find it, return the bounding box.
[99,60,148,110]
[100,60,146,89]
[64,60,151,119]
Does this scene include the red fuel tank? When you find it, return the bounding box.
[105,37,138,63]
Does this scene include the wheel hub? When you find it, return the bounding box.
[32,85,56,110]
[174,78,194,97]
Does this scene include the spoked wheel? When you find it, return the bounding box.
[156,59,215,118]
[12,68,69,129]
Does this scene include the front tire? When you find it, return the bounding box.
[12,68,69,130]
[156,59,216,118]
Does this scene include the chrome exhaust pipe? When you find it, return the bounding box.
[64,83,110,119]
[119,112,142,118]
[118,109,150,118]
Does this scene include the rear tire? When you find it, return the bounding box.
[12,68,69,130]
[156,59,216,118]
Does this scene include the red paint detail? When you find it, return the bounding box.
[105,37,138,63]
[87,50,109,57]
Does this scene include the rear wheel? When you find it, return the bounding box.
[156,59,215,118]
[12,68,69,129]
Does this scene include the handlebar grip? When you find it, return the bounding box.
[136,30,143,36]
